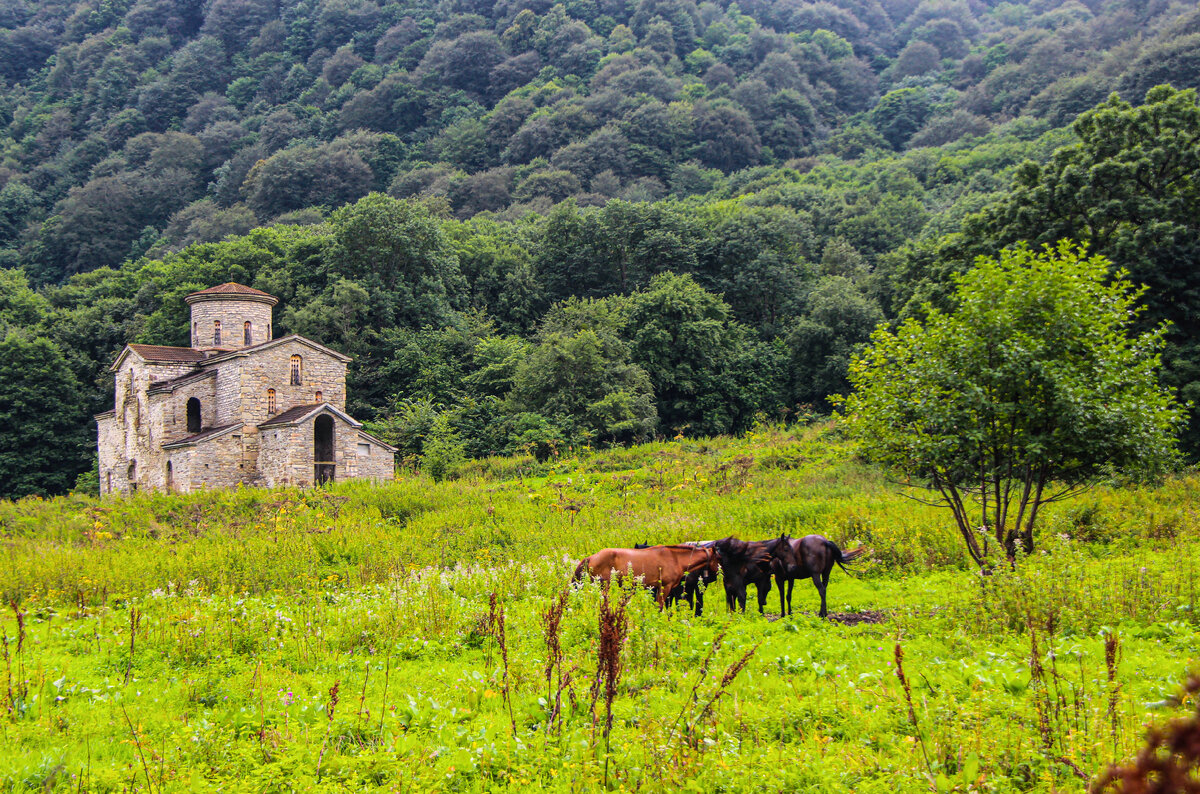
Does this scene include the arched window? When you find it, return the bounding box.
[192,322,197,346]
[213,320,222,346]
[186,398,202,433]
[290,355,302,386]
[127,460,137,491]
[267,389,276,414]
[314,390,323,402]
[244,321,252,346]
[267,323,271,340]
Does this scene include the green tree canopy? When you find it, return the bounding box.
[967,85,1200,450]
[0,333,93,499]
[624,272,744,435]
[840,243,1182,566]
[510,297,657,445]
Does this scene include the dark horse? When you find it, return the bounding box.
[714,536,797,613]
[771,534,868,618]
[635,541,717,615]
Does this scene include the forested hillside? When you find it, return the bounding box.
[2,0,1200,498]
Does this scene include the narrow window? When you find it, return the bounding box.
[267,323,271,340]
[213,320,221,346]
[127,461,137,491]
[165,461,173,492]
[314,390,323,402]
[192,322,197,346]
[290,355,302,386]
[267,389,276,414]
[244,320,252,345]
[186,398,202,433]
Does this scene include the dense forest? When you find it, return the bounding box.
[1,0,1199,498]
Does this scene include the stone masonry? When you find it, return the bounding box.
[96,283,396,495]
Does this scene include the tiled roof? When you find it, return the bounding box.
[147,369,215,394]
[161,423,241,449]
[260,404,323,426]
[187,282,274,298]
[259,402,363,429]
[128,344,207,364]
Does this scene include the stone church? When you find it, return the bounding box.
[95,282,396,495]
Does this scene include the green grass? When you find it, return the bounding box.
[0,423,1197,791]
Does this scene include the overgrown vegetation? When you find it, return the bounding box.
[5,0,1200,498]
[0,426,1197,791]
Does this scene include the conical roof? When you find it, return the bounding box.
[184,282,278,305]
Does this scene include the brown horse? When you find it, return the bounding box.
[714,535,798,613]
[771,534,868,618]
[635,541,717,615]
[573,545,720,608]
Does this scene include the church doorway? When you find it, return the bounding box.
[186,398,202,433]
[314,415,335,485]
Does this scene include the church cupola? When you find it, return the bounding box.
[184,283,279,351]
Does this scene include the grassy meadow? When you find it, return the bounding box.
[1,422,1198,792]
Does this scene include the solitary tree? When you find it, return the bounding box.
[840,242,1182,566]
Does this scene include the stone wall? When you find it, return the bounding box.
[257,410,384,486]
[189,298,274,349]
[155,374,218,446]
[257,425,301,486]
[234,339,348,427]
[166,429,249,492]
[354,432,395,483]
[101,357,197,496]
[214,357,245,428]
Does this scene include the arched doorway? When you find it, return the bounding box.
[314,414,335,485]
[186,398,202,433]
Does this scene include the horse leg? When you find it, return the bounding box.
[817,571,830,618]
[785,579,794,616]
[757,578,771,614]
[776,572,787,617]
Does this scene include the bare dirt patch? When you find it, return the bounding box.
[764,609,890,625]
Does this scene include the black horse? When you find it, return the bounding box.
[635,540,717,615]
[771,534,868,618]
[713,535,797,613]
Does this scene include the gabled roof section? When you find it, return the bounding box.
[111,344,207,371]
[357,429,398,453]
[147,369,217,395]
[185,282,278,306]
[200,334,352,366]
[161,423,241,449]
[258,402,363,430]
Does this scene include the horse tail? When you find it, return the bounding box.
[825,541,868,575]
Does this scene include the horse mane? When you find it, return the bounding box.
[715,536,771,566]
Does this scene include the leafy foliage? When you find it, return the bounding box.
[842,243,1182,564]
